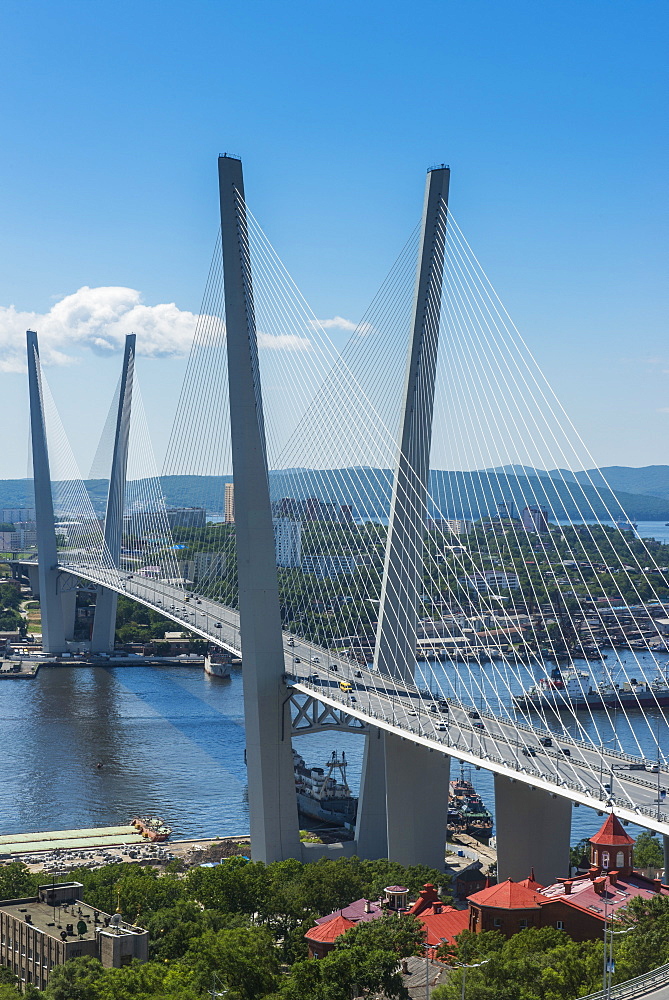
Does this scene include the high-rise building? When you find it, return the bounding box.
[273,518,302,568]
[224,482,235,523]
[521,505,549,533]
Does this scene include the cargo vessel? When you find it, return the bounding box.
[204,652,232,679]
[448,769,494,842]
[513,666,669,710]
[293,750,357,831]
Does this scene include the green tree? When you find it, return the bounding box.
[43,957,105,1000]
[335,912,425,958]
[184,926,280,1000]
[0,862,38,899]
[144,901,248,962]
[633,831,664,869]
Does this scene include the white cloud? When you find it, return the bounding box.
[257,331,311,351]
[313,315,375,336]
[0,286,204,372]
[657,407,669,414]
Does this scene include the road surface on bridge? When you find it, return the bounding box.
[23,561,669,838]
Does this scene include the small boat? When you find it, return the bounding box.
[132,816,172,841]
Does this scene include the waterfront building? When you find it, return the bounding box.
[224,482,235,523]
[273,518,302,568]
[0,882,147,990]
[521,505,549,533]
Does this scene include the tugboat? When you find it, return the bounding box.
[293,750,358,832]
[448,766,494,843]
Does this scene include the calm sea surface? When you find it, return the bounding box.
[0,658,666,848]
[1,521,668,850]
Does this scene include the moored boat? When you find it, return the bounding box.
[204,651,232,678]
[131,816,172,841]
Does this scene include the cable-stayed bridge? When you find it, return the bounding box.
[16,156,669,884]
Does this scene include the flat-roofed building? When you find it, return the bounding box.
[0,882,148,991]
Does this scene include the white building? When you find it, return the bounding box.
[464,570,520,593]
[301,554,357,579]
[273,518,302,568]
[429,518,473,535]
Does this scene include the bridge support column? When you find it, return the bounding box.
[494,775,571,886]
[374,166,450,685]
[27,330,66,654]
[385,733,449,870]
[59,579,78,642]
[92,334,135,653]
[355,728,389,859]
[219,155,300,863]
[663,835,669,885]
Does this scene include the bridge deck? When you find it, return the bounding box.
[19,560,669,838]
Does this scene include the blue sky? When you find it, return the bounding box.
[0,0,667,477]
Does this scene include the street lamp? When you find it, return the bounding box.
[455,957,491,1000]
[209,974,228,999]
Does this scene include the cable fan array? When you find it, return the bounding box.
[34,178,669,805]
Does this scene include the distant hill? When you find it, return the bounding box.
[574,466,669,501]
[4,467,669,522]
[490,465,669,504]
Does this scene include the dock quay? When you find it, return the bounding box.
[0,656,206,678]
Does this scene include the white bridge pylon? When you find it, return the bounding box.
[23,155,669,882]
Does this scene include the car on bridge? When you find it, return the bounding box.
[468,710,481,719]
[472,721,485,730]
[522,747,537,757]
[539,736,552,747]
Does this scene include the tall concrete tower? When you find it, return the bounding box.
[218,155,301,863]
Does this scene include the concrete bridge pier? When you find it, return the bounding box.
[663,835,669,885]
[355,728,389,859]
[385,733,450,870]
[494,774,571,885]
[27,330,66,654]
[58,577,78,642]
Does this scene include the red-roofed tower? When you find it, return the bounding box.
[589,812,635,876]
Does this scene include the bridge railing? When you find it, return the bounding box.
[579,961,669,999]
[286,669,668,822]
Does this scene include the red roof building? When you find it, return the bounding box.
[305,914,356,958]
[468,814,669,942]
